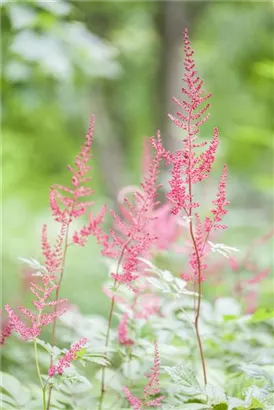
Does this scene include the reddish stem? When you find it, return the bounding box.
[187,106,207,386]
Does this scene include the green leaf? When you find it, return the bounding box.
[37,1,72,16]
[213,404,228,410]
[0,372,31,407]
[0,392,17,406]
[205,384,227,405]
[36,339,61,358]
[240,365,272,383]
[75,347,87,359]
[227,397,245,410]
[163,365,203,395]
[244,386,263,408]
[249,308,274,323]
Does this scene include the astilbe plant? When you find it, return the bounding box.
[1,117,106,410]
[3,30,270,410]
[150,28,229,385]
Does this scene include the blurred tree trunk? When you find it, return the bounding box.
[92,87,126,202]
[159,1,208,151]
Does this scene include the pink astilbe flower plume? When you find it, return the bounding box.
[0,310,12,346]
[49,116,106,248]
[102,131,165,287]
[48,337,88,377]
[210,164,230,230]
[4,271,67,341]
[118,140,180,253]
[2,117,104,345]
[118,313,134,346]
[122,387,142,410]
[158,28,230,286]
[154,28,230,385]
[143,341,164,407]
[231,229,273,313]
[123,341,164,409]
[50,118,94,223]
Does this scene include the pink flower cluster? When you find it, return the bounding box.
[117,313,134,346]
[123,341,164,409]
[154,28,230,283]
[123,387,142,410]
[4,273,67,341]
[231,229,273,313]
[50,118,94,224]
[101,132,165,287]
[0,312,12,345]
[48,337,88,377]
[49,116,106,248]
[1,118,105,344]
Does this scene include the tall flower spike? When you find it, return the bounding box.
[123,341,164,409]
[50,117,94,223]
[165,29,230,280]
[165,29,228,385]
[143,341,164,406]
[166,28,222,217]
[102,131,164,287]
[50,116,106,248]
[168,28,211,136]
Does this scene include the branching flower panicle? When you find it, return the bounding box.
[49,116,106,247]
[103,131,164,286]
[164,28,230,286]
[4,265,67,341]
[48,337,88,377]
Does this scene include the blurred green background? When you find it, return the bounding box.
[1,1,273,315]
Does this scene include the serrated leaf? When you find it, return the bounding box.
[147,277,171,292]
[163,365,202,395]
[36,339,61,357]
[205,384,227,405]
[83,356,110,366]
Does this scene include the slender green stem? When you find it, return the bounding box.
[98,289,117,410]
[34,338,47,410]
[47,203,75,410]
[46,224,70,410]
[99,238,132,410]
